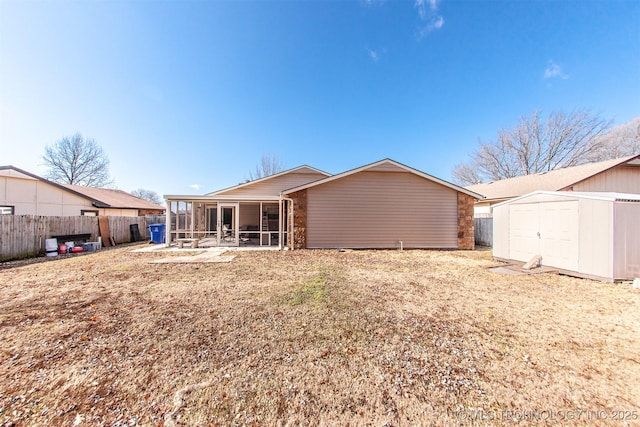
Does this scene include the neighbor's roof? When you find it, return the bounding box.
[466,154,640,201]
[0,165,164,211]
[61,184,165,210]
[282,158,485,199]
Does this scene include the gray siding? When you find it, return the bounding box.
[572,166,640,193]
[306,171,458,249]
[217,170,327,197]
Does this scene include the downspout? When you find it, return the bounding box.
[165,198,171,247]
[278,196,283,250]
[281,195,294,250]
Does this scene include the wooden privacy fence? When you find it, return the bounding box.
[0,215,154,261]
[107,216,149,246]
[145,215,166,226]
[474,215,493,247]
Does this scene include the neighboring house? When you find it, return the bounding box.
[0,166,165,216]
[164,159,484,250]
[466,154,640,216]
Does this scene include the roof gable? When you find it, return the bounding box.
[0,166,40,181]
[282,159,484,199]
[209,165,331,196]
[466,154,640,201]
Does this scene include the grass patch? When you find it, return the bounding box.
[277,272,331,306]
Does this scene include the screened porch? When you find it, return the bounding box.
[164,196,291,248]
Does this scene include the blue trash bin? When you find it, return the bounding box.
[149,223,166,244]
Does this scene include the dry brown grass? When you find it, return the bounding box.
[1,246,639,426]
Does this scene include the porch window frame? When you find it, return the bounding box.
[164,195,289,249]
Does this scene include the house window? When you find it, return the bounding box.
[0,206,14,215]
[81,210,98,216]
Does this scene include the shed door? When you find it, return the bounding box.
[539,201,579,271]
[509,201,579,271]
[509,204,540,262]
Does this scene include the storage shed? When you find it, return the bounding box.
[493,191,640,282]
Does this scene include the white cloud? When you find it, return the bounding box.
[360,0,385,7]
[417,16,445,38]
[188,184,201,190]
[415,0,444,38]
[544,60,569,79]
[415,0,427,19]
[366,48,380,62]
[429,15,445,30]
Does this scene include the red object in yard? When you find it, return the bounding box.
[71,246,84,253]
[58,244,67,253]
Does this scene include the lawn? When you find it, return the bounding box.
[1,246,639,426]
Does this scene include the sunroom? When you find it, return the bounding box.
[163,195,292,248]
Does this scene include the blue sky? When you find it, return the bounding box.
[1,0,639,196]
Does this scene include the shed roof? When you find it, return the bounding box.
[466,154,640,201]
[493,190,640,207]
[282,158,485,199]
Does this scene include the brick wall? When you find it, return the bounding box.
[457,192,475,250]
[287,189,307,249]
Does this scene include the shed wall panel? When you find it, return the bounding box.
[306,171,458,248]
[578,199,613,279]
[614,202,640,279]
[492,204,510,258]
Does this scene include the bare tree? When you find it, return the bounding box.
[43,133,113,187]
[451,163,482,185]
[452,110,612,185]
[248,154,285,181]
[131,188,163,205]
[589,117,640,161]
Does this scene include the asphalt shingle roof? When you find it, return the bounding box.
[466,154,640,201]
[61,184,165,210]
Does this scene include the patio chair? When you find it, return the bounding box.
[222,224,232,242]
